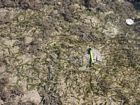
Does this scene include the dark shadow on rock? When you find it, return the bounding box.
[0,0,43,10]
[81,0,95,10]
[127,0,140,10]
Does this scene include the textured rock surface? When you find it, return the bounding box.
[0,0,140,105]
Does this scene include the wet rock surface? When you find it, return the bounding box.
[0,0,140,105]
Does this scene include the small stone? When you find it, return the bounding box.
[79,66,87,71]
[2,38,16,47]
[25,37,33,44]
[0,65,6,73]
[126,19,134,25]
[21,90,41,105]
[0,9,8,18]
[53,10,58,15]
[17,54,32,64]
[93,48,102,62]
[0,9,10,24]
[72,4,80,10]
[85,18,91,24]
[58,2,61,5]
[0,99,4,105]
[11,46,19,53]
[18,15,24,21]
[18,80,27,92]
[9,76,17,84]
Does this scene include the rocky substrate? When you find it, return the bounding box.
[0,0,140,105]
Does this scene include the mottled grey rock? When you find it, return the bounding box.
[21,90,41,105]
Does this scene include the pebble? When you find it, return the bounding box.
[126,19,134,25]
[21,90,41,105]
[25,37,33,44]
